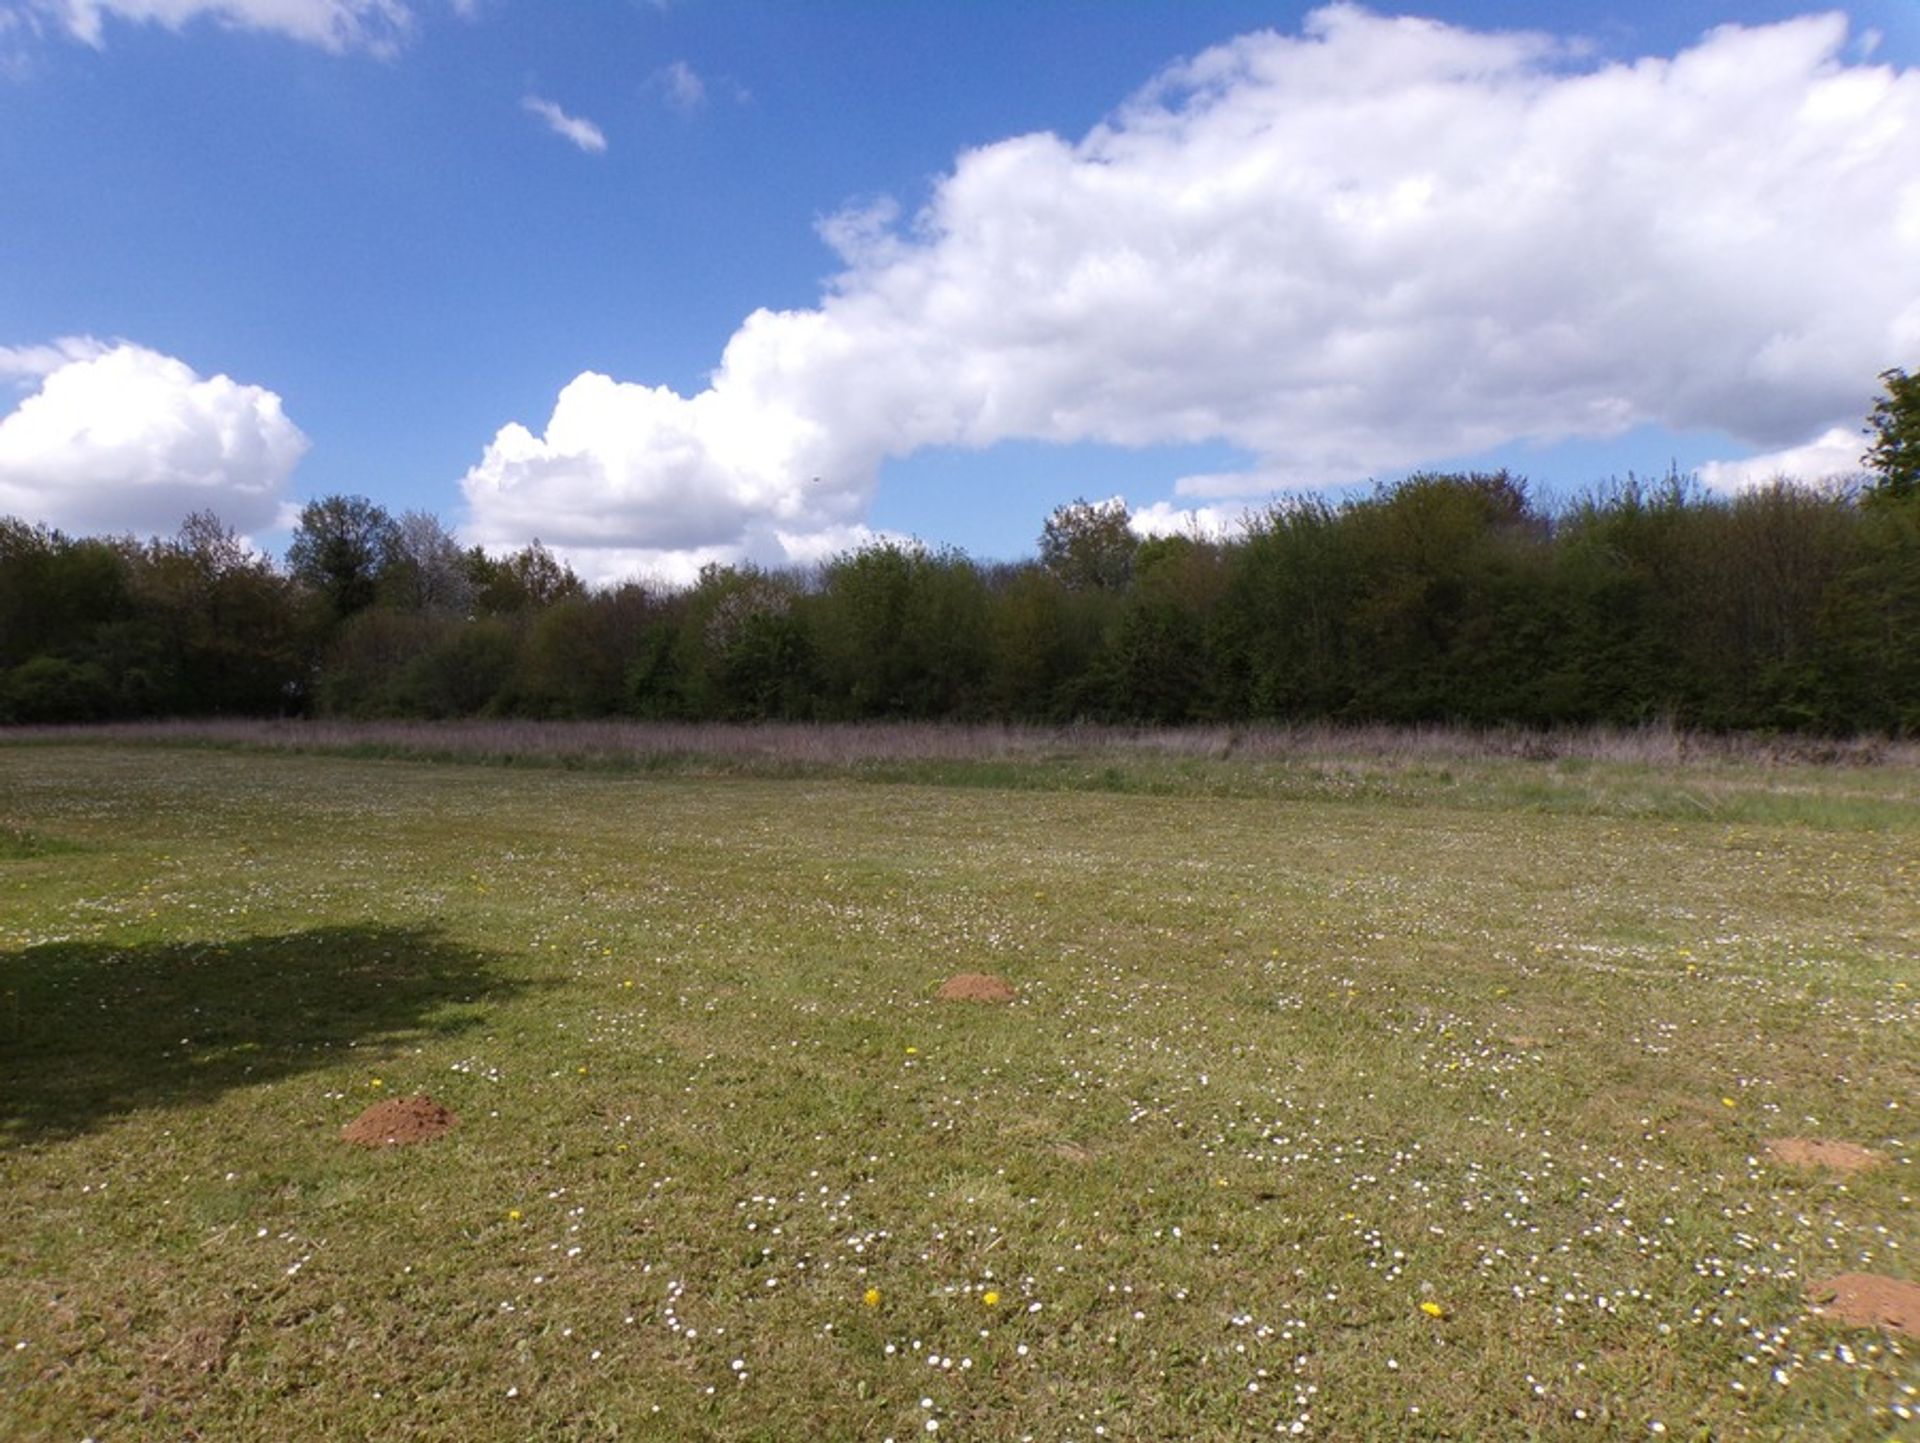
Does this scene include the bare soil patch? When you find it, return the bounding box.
[1806,1273,1920,1338]
[341,1095,458,1147]
[1765,1137,1883,1173]
[937,972,1018,1004]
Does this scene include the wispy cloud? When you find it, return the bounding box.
[0,335,108,382]
[653,58,704,114]
[521,94,607,154]
[19,0,416,55]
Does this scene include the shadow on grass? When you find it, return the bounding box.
[1,923,526,1145]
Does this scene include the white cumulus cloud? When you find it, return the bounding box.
[20,0,417,52]
[0,339,308,537]
[464,5,1920,580]
[522,94,607,153]
[1696,426,1870,492]
[1129,500,1249,542]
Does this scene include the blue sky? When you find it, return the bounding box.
[2,1,1917,582]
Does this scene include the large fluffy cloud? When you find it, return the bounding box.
[464,5,1920,577]
[18,0,417,52]
[0,339,308,536]
[1696,425,1868,492]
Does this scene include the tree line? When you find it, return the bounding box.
[4,373,1916,735]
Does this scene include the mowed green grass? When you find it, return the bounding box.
[1,742,1915,1441]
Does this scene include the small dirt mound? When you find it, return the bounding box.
[1807,1273,1920,1338]
[341,1095,458,1147]
[1765,1137,1883,1173]
[937,972,1018,1004]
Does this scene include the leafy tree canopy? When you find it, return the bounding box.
[1039,497,1136,592]
[286,495,397,619]
[1863,366,1919,501]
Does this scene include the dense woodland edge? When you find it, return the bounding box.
[5,371,1917,737]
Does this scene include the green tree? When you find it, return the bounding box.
[984,565,1111,719]
[1039,497,1137,592]
[1813,495,1920,731]
[814,543,989,716]
[467,540,584,614]
[0,520,132,671]
[1219,498,1358,719]
[663,566,814,720]
[314,609,444,716]
[397,618,519,717]
[1863,367,1919,500]
[1101,535,1230,722]
[1688,482,1861,729]
[286,495,397,620]
[139,512,304,714]
[1340,472,1548,722]
[1545,478,1697,724]
[0,655,115,723]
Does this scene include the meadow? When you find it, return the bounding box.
[1,727,1915,1440]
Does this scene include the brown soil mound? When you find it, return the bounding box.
[341,1095,458,1147]
[1806,1273,1920,1338]
[937,972,1018,1004]
[1765,1137,1883,1173]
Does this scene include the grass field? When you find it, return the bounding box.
[2,732,1916,1440]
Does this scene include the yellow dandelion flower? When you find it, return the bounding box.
[905,1046,918,1056]
[983,1290,1000,1307]
[1721,1096,1737,1108]
[370,1077,384,1089]
[508,1208,522,1221]
[863,1287,882,1308]
[1420,1300,1446,1319]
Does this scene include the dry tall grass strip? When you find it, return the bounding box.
[11,717,1914,768]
